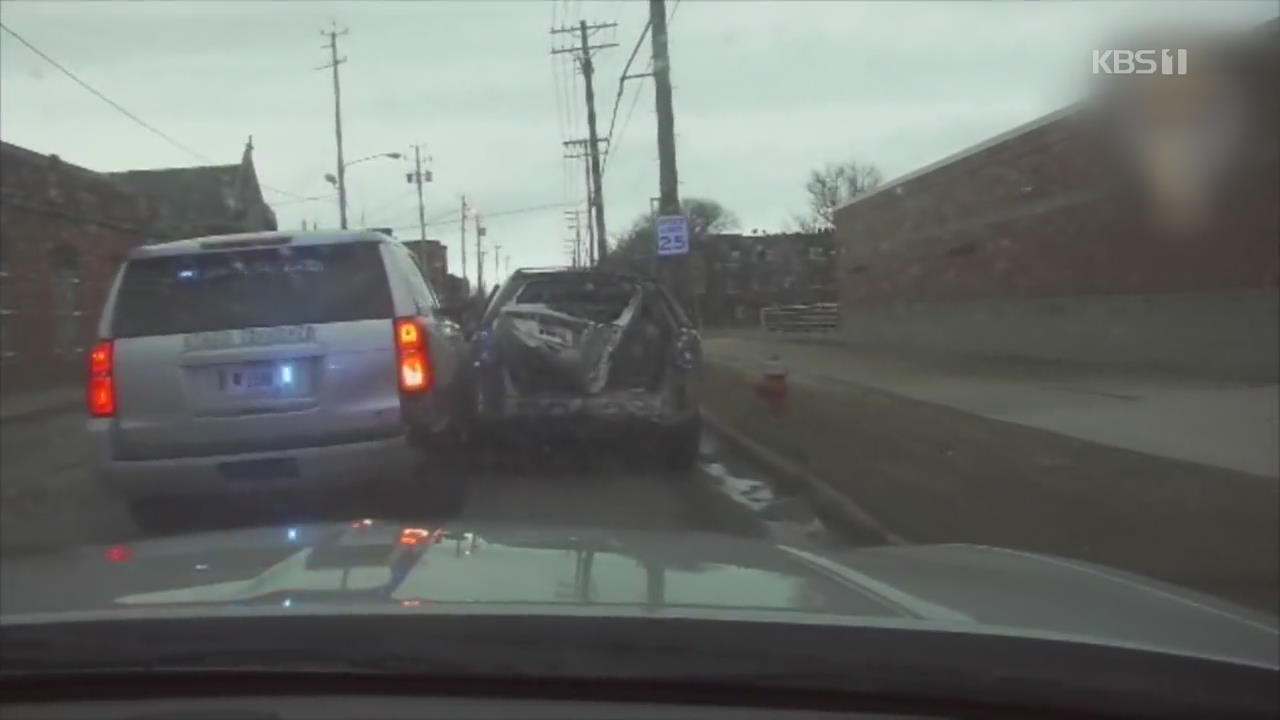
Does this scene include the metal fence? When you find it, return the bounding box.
[760,302,839,333]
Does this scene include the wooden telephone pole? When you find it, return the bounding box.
[563,137,608,266]
[459,195,468,290]
[407,144,432,267]
[318,23,349,229]
[649,0,694,323]
[474,211,485,294]
[553,20,616,264]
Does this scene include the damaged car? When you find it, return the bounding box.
[468,269,702,468]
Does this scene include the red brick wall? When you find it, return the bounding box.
[403,239,449,294]
[835,37,1279,305]
[1,145,157,391]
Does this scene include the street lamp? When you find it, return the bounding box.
[326,152,403,229]
[346,151,402,168]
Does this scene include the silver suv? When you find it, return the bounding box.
[88,230,469,530]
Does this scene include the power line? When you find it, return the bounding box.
[550,2,578,209]
[272,193,338,207]
[606,58,651,175]
[0,22,210,163]
[601,0,678,177]
[384,201,572,234]
[605,19,651,146]
[359,186,418,226]
[0,21,310,201]
[551,20,617,263]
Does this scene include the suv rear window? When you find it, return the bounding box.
[112,242,393,338]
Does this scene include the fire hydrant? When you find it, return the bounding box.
[754,355,788,417]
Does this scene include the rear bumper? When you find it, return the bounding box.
[93,432,417,501]
[478,392,701,425]
[474,391,698,438]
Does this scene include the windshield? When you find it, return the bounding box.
[0,0,1276,694]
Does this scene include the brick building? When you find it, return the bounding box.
[106,139,277,239]
[366,231,464,305]
[831,21,1278,379]
[0,140,279,391]
[695,231,836,327]
[402,238,449,291]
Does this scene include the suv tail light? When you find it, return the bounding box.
[394,317,432,393]
[87,339,116,417]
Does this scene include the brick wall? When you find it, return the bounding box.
[0,144,158,391]
[828,28,1278,378]
[835,114,1277,304]
[403,239,449,293]
[835,31,1279,305]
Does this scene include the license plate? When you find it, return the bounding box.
[220,362,294,395]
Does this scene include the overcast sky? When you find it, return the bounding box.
[2,0,1275,283]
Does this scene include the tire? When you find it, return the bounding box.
[662,418,702,471]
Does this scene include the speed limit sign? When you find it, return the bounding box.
[655,215,689,256]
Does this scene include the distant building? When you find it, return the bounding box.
[0,139,280,391]
[106,138,277,240]
[695,231,836,327]
[365,230,455,303]
[402,239,449,292]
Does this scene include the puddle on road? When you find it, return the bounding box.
[697,434,836,549]
[701,461,774,512]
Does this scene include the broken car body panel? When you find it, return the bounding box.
[472,270,700,427]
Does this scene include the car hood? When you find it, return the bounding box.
[2,521,1276,667]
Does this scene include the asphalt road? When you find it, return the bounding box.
[0,407,839,616]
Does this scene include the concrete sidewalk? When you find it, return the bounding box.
[0,386,82,424]
[705,335,1279,479]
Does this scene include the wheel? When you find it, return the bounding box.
[662,418,702,471]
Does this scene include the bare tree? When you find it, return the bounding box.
[803,160,883,229]
[605,197,739,274]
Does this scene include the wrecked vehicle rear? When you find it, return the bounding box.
[470,269,701,466]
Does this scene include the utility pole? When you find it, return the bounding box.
[407,144,432,267]
[319,23,349,229]
[552,20,616,264]
[650,0,679,216]
[572,211,582,267]
[564,209,582,267]
[649,0,691,320]
[583,158,597,266]
[493,240,502,281]
[563,138,608,266]
[474,211,485,294]
[460,195,468,290]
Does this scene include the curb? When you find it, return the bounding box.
[700,409,907,546]
[0,395,82,424]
